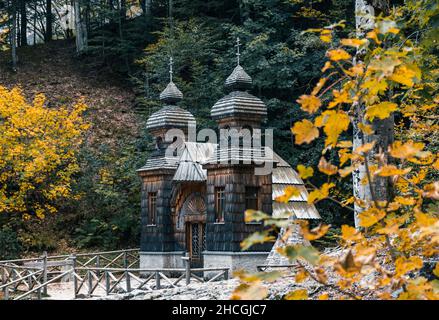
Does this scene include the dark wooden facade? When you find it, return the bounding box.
[204,164,272,252]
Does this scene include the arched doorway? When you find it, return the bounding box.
[177,193,207,267]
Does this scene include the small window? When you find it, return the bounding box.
[215,187,225,223]
[245,187,259,211]
[148,192,157,225]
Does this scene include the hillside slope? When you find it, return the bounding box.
[0,40,144,254]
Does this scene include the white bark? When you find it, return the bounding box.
[353,0,393,228]
[74,0,87,53]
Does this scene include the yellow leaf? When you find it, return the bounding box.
[365,102,398,121]
[394,196,416,206]
[337,140,352,148]
[301,222,330,241]
[376,165,411,177]
[340,38,367,48]
[291,119,319,145]
[275,186,301,203]
[339,166,353,178]
[297,94,322,114]
[311,78,327,96]
[320,29,332,43]
[328,89,351,109]
[327,48,351,61]
[434,263,439,278]
[323,111,350,147]
[358,207,386,228]
[322,61,333,72]
[366,30,381,44]
[295,268,308,283]
[297,165,314,179]
[318,293,329,300]
[341,225,363,242]
[389,64,421,87]
[285,289,308,300]
[390,140,425,159]
[308,183,335,204]
[395,256,423,277]
[354,141,376,154]
[358,123,374,135]
[318,157,338,175]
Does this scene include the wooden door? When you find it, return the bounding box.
[186,222,206,268]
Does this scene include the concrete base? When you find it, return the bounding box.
[139,251,185,270]
[202,251,270,278]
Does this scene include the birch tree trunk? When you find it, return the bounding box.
[353,0,393,228]
[74,0,87,53]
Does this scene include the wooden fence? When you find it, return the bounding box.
[0,249,229,300]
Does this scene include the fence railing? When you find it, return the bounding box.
[0,249,229,300]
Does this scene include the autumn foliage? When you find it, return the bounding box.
[0,87,88,219]
[235,6,438,300]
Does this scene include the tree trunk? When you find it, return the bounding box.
[45,0,52,42]
[74,0,87,53]
[11,0,18,71]
[353,0,393,228]
[19,0,27,46]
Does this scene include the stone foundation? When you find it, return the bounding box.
[202,251,269,278]
[139,251,185,270]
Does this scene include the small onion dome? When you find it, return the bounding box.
[211,91,267,120]
[159,81,183,104]
[225,65,252,91]
[146,105,195,132]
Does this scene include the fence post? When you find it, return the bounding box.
[224,269,229,280]
[96,255,101,278]
[155,271,161,290]
[2,268,9,300]
[105,271,110,295]
[42,251,48,295]
[126,270,131,293]
[87,270,93,297]
[70,254,77,298]
[182,253,191,285]
[123,251,128,268]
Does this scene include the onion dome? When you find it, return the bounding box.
[146,105,195,131]
[146,57,195,133]
[159,81,183,104]
[225,65,252,91]
[211,38,267,122]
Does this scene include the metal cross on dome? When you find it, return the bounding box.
[169,56,174,82]
[235,37,241,66]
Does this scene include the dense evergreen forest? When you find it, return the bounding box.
[0,0,437,272]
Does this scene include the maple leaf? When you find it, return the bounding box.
[301,223,331,241]
[291,119,319,144]
[340,38,367,48]
[322,61,333,72]
[365,102,398,121]
[389,64,421,87]
[328,89,351,109]
[308,183,335,204]
[327,48,352,61]
[318,157,338,175]
[275,186,301,203]
[297,164,314,179]
[390,140,425,159]
[297,94,322,114]
[376,165,411,177]
[323,111,350,147]
[340,225,363,242]
[285,289,308,300]
[358,207,386,228]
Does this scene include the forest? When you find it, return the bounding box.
[0,0,438,300]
